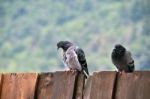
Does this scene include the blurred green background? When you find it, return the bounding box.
[0,0,149,73]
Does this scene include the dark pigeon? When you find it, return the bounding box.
[57,41,89,78]
[111,44,135,73]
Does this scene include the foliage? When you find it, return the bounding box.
[0,0,149,73]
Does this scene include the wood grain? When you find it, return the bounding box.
[115,71,150,99]
[0,71,150,99]
[50,71,77,99]
[35,72,54,99]
[0,74,3,97]
[85,71,117,99]
[0,73,38,99]
[83,76,92,99]
[73,73,85,99]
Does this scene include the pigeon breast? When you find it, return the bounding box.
[64,46,82,71]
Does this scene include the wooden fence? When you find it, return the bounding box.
[0,71,150,99]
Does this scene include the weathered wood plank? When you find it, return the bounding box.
[0,74,3,97]
[50,71,77,99]
[115,71,150,99]
[74,73,85,99]
[83,76,92,99]
[84,71,117,99]
[0,74,2,86]
[36,71,78,99]
[0,73,38,99]
[35,73,54,99]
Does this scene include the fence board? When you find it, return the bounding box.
[0,71,150,99]
[84,71,116,99]
[35,73,54,99]
[0,74,3,97]
[0,73,38,99]
[83,76,92,99]
[37,71,77,99]
[0,74,2,86]
[74,73,85,99]
[115,71,150,99]
[50,71,77,99]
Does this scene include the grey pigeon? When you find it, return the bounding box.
[111,44,135,74]
[57,41,89,78]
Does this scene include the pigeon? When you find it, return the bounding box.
[111,44,135,74]
[57,41,89,78]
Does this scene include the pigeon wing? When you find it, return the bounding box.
[75,48,89,78]
[125,51,135,72]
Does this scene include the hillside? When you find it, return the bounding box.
[0,0,149,73]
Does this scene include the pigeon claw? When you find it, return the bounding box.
[119,70,126,75]
[65,69,71,74]
[70,69,78,74]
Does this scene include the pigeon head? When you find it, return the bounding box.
[112,44,126,59]
[57,41,73,51]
